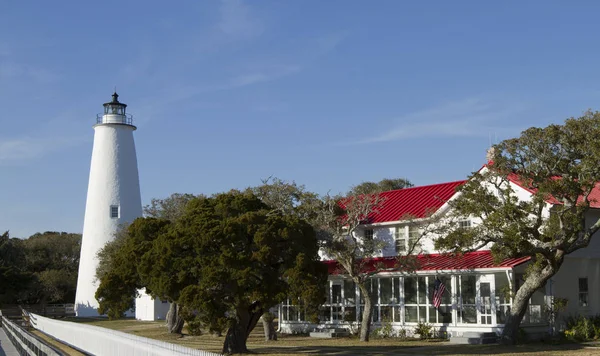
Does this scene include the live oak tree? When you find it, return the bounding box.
[318,192,386,342]
[96,190,326,354]
[250,177,323,341]
[434,111,600,344]
[96,193,195,331]
[143,192,197,333]
[140,191,326,354]
[252,177,420,342]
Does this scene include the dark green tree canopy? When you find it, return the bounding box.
[96,190,326,353]
[0,231,31,304]
[22,231,81,304]
[96,218,170,319]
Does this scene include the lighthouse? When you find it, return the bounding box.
[75,92,142,316]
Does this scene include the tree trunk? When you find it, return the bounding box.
[222,303,263,354]
[358,282,373,342]
[166,303,184,334]
[262,317,277,341]
[501,265,557,345]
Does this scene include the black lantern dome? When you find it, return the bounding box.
[103,92,127,116]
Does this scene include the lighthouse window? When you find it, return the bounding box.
[110,205,120,218]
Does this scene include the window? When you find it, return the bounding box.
[459,275,477,324]
[110,205,119,218]
[579,278,589,307]
[395,227,407,252]
[408,226,420,252]
[458,220,472,228]
[404,275,452,324]
[396,226,421,253]
[364,229,374,240]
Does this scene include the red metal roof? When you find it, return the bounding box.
[366,180,465,223]
[324,250,530,275]
[484,165,600,208]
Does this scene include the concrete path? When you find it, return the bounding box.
[0,326,20,356]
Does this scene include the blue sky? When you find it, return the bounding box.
[2,1,600,238]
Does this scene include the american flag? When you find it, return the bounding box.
[432,277,446,308]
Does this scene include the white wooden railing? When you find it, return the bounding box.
[28,313,222,356]
[1,312,63,356]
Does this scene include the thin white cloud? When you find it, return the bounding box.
[357,98,524,144]
[218,0,264,40]
[0,62,58,82]
[0,136,87,164]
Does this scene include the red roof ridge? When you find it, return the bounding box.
[379,179,467,194]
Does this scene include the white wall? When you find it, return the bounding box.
[135,291,156,321]
[29,313,221,356]
[136,290,171,321]
[550,257,600,318]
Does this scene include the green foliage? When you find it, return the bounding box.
[96,218,171,319]
[155,191,326,332]
[96,189,326,349]
[349,178,413,195]
[434,112,600,343]
[397,327,407,339]
[0,231,32,304]
[564,315,600,341]
[22,231,81,304]
[413,322,433,339]
[186,319,203,336]
[143,193,197,221]
[379,316,394,338]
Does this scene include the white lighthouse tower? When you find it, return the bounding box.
[75,92,142,317]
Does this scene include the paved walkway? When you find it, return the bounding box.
[0,326,20,356]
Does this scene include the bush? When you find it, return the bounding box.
[564,315,597,341]
[397,327,407,339]
[186,320,203,336]
[414,322,432,339]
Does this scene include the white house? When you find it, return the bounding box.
[279,166,600,339]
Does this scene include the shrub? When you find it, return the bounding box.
[414,322,432,339]
[397,327,408,339]
[186,320,203,336]
[380,320,394,338]
[563,314,600,341]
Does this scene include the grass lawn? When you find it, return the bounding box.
[50,318,600,355]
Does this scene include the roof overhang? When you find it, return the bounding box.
[324,250,531,275]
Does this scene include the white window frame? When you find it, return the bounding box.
[394,226,407,253]
[458,219,472,228]
[110,205,120,219]
[395,225,421,253]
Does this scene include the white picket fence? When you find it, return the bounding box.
[28,313,222,356]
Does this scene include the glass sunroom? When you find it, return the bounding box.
[279,251,547,335]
